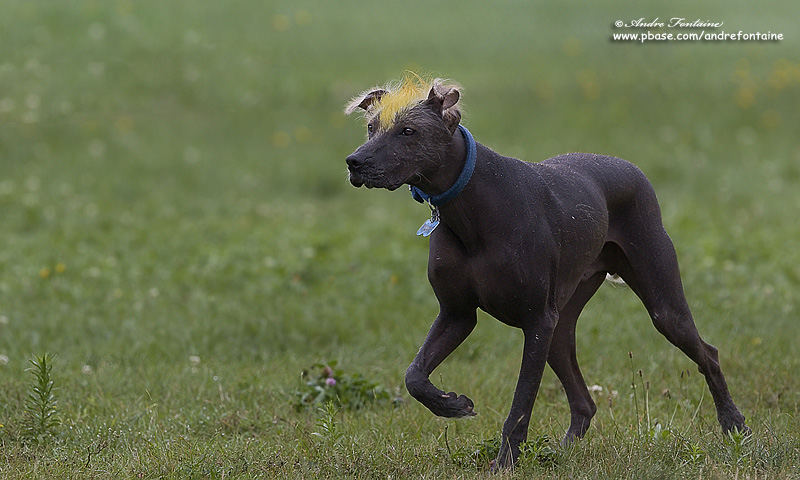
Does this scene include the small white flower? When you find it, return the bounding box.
[88,140,105,158]
[183,146,200,164]
[183,65,200,83]
[25,94,41,110]
[183,30,201,45]
[21,111,39,124]
[0,98,15,113]
[82,365,93,374]
[59,100,74,114]
[88,61,105,76]
[88,23,106,41]
[588,384,603,393]
[0,315,8,325]
[189,355,201,364]
[0,354,9,365]
[84,203,99,218]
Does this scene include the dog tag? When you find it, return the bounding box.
[416,207,440,237]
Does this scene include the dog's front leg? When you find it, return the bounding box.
[493,311,558,471]
[405,310,477,418]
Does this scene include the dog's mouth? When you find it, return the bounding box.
[348,173,365,188]
[348,170,404,191]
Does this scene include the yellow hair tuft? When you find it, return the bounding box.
[345,72,461,131]
[373,72,433,130]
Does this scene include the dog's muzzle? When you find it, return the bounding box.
[346,154,386,188]
[346,154,367,186]
[346,155,367,187]
[345,154,406,190]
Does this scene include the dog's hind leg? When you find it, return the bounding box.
[405,309,478,418]
[548,271,606,443]
[611,227,748,435]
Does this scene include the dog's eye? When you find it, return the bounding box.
[401,128,415,136]
[367,124,374,135]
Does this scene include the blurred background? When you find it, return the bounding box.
[1,0,799,438]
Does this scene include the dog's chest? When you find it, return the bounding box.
[428,238,549,326]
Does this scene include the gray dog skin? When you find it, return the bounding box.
[344,77,748,470]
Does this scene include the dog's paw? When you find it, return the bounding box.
[720,411,750,437]
[724,423,751,437]
[434,391,477,418]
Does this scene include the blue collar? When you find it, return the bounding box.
[410,124,476,207]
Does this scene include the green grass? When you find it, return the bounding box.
[1,0,799,478]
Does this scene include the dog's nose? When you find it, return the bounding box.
[346,155,367,169]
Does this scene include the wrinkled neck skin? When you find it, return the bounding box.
[410,125,466,198]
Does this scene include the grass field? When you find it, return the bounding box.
[1,1,799,478]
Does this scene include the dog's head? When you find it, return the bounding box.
[344,74,461,190]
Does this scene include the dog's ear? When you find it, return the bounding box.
[427,81,461,132]
[344,89,387,114]
[427,83,460,111]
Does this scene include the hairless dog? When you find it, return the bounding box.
[344,74,748,470]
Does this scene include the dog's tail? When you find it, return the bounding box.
[605,273,627,285]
